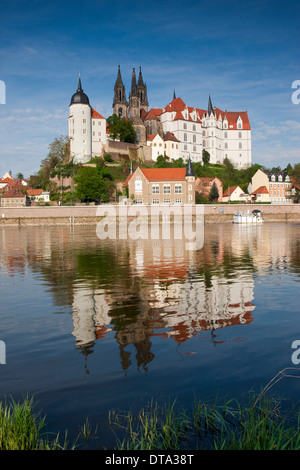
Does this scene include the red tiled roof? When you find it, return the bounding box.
[91,108,105,119]
[1,188,25,198]
[144,108,162,120]
[146,134,157,141]
[252,186,269,195]
[27,189,43,196]
[162,97,251,129]
[140,168,187,182]
[223,185,239,197]
[0,177,14,184]
[164,132,179,142]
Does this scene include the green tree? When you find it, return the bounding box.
[107,114,136,143]
[202,149,210,165]
[37,135,70,189]
[74,165,113,203]
[209,182,219,201]
[289,163,300,202]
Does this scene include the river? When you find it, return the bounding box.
[0,222,299,448]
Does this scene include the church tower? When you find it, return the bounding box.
[113,65,128,118]
[69,76,92,164]
[128,67,148,119]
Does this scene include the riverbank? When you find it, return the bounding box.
[2,392,300,450]
[0,204,299,225]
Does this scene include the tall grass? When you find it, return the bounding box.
[0,396,74,450]
[109,395,300,450]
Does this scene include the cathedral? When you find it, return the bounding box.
[69,66,252,168]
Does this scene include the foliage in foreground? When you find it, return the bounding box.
[2,387,300,450]
[0,396,74,450]
[109,394,300,450]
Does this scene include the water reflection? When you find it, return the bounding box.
[1,223,299,372]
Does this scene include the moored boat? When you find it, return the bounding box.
[233,209,264,224]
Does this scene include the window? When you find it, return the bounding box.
[239,142,242,149]
[184,133,187,141]
[163,198,170,204]
[193,124,196,131]
[224,132,228,138]
[238,132,242,138]
[164,185,171,194]
[93,131,95,136]
[175,184,182,194]
[175,198,182,203]
[184,145,187,150]
[83,129,86,134]
[152,185,159,194]
[83,119,86,123]
[183,123,187,130]
[152,199,159,204]
[93,121,95,126]
[193,135,196,143]
[225,143,228,149]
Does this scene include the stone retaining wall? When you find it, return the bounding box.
[0,204,299,225]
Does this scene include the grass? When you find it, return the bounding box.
[1,374,300,450]
[0,396,74,450]
[108,394,300,450]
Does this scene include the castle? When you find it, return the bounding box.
[68,67,252,168]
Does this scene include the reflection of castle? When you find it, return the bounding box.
[2,223,298,374]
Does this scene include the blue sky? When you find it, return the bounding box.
[0,0,299,177]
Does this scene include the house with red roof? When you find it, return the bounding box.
[124,158,195,205]
[1,187,30,207]
[222,185,246,202]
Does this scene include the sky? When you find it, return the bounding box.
[0,0,299,178]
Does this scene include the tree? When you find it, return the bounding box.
[289,163,300,202]
[209,182,219,201]
[202,149,210,165]
[37,135,70,189]
[106,114,136,143]
[74,165,113,203]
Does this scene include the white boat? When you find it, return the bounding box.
[233,209,264,224]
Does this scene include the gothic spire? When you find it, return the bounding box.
[185,156,194,177]
[208,94,214,116]
[131,67,137,93]
[138,66,144,86]
[173,88,176,100]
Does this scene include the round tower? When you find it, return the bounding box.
[69,76,92,163]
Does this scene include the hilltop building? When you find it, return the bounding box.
[68,67,252,168]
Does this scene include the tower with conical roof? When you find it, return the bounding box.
[113,65,128,118]
[69,75,92,163]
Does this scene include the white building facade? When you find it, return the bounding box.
[159,96,251,168]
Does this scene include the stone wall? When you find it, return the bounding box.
[0,203,299,226]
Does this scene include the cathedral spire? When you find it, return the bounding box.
[131,67,137,93]
[208,94,214,116]
[138,66,144,86]
[173,88,176,100]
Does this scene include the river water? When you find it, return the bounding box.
[0,222,299,448]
